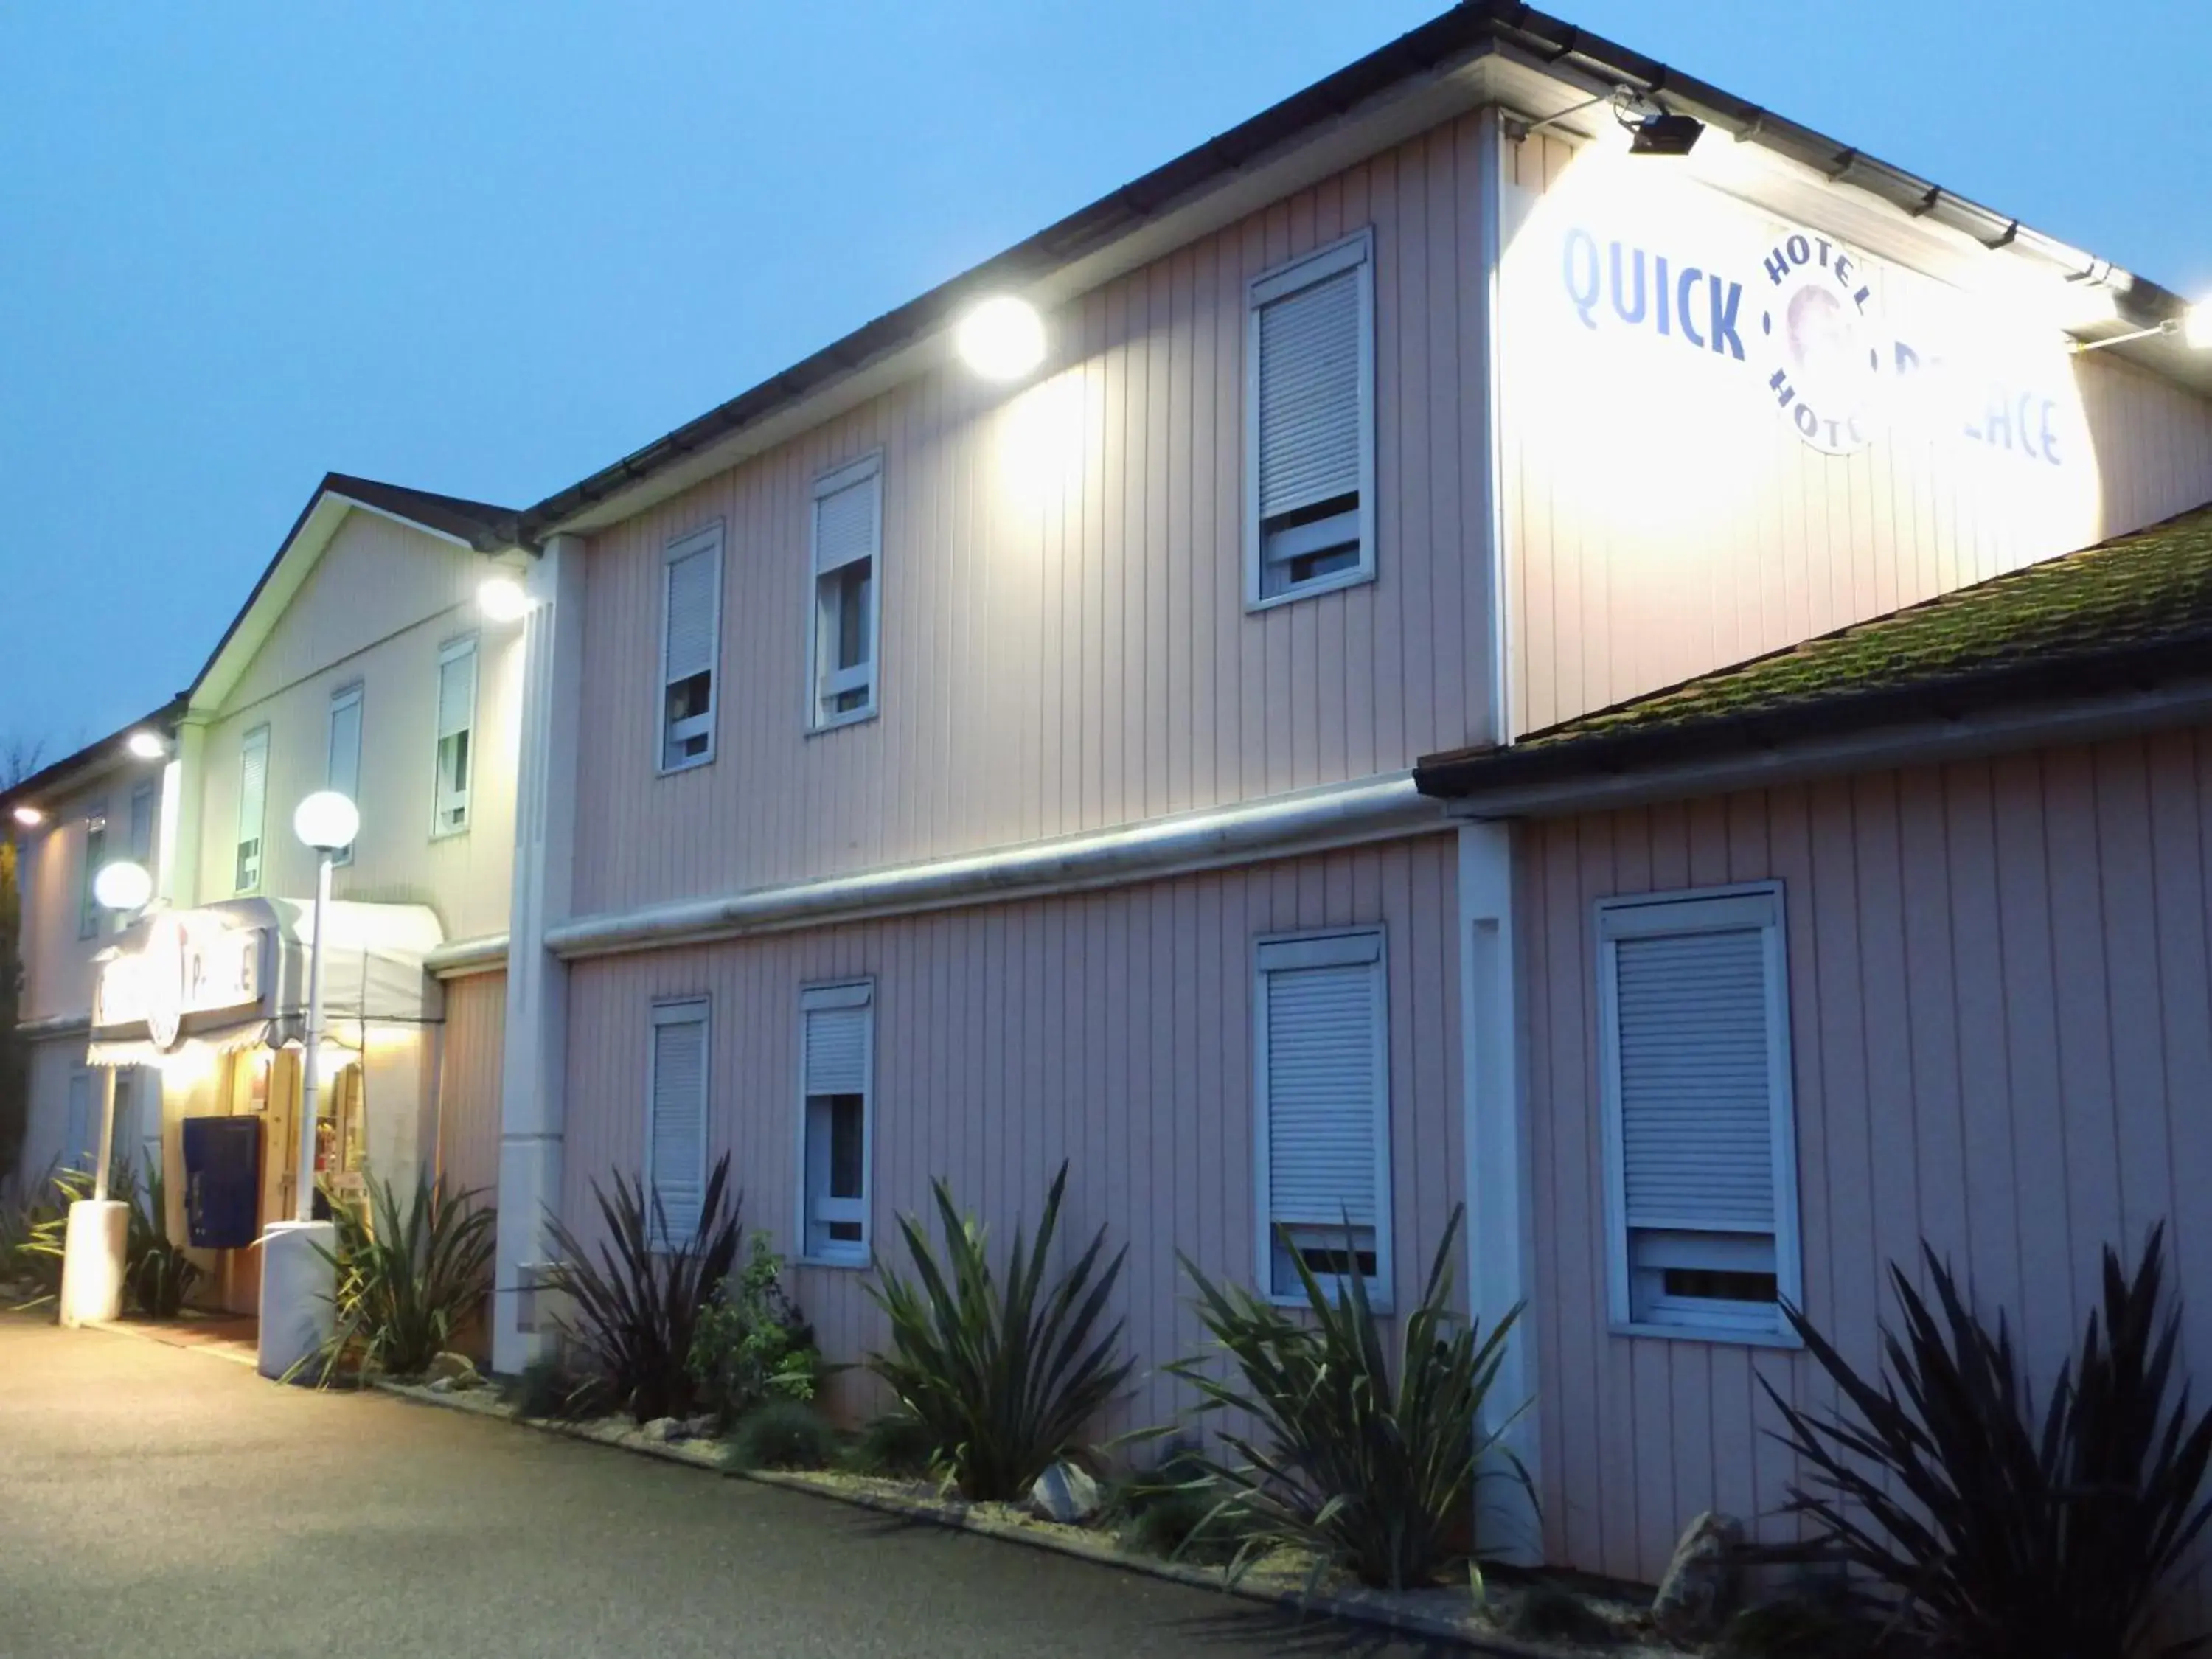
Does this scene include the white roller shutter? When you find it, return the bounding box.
[437,642,477,742]
[803,1005,870,1097]
[1256,266,1363,524]
[813,470,878,575]
[664,545,720,686]
[1614,928,1775,1233]
[235,726,269,891]
[647,1004,709,1245]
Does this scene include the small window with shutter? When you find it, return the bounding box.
[798,981,872,1264]
[432,636,479,836]
[659,524,723,772]
[808,455,883,731]
[1254,928,1392,1305]
[128,780,156,868]
[234,725,270,893]
[1246,229,1375,608]
[1596,885,1802,1343]
[77,802,108,939]
[326,683,362,866]
[646,998,711,1248]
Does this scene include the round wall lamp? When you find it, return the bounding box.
[956,296,1046,381]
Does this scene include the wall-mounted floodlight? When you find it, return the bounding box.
[2072,302,2212,355]
[92,860,153,913]
[956,296,1046,381]
[125,731,167,760]
[10,804,42,827]
[478,574,530,622]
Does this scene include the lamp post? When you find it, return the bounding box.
[256,789,356,1382]
[289,790,358,1222]
[56,858,154,1328]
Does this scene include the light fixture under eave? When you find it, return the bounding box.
[10,804,42,828]
[1625,110,1705,156]
[125,730,167,760]
[478,574,530,622]
[956,296,1046,381]
[2187,302,2212,351]
[93,859,153,913]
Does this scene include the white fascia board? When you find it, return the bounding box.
[546,773,1442,960]
[1445,681,2212,822]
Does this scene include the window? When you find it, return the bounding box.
[63,1071,91,1169]
[234,724,270,892]
[808,455,882,729]
[433,636,479,835]
[1254,928,1391,1304]
[645,998,710,1246]
[128,779,156,866]
[798,981,873,1263]
[659,525,723,771]
[1246,229,1375,608]
[1596,884,1802,1343]
[77,804,108,939]
[327,684,362,866]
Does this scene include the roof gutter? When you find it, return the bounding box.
[1422,673,2212,820]
[501,1,2182,550]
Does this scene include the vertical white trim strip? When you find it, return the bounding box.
[1477,108,1514,748]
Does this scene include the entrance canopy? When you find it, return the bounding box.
[87,898,445,1068]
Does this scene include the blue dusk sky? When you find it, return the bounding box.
[3,1,2207,759]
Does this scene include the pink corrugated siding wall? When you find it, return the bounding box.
[435,972,506,1205]
[557,835,1464,1435]
[1522,727,2212,1616]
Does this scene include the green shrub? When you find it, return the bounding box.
[1,1169,71,1307]
[866,1162,1130,1501]
[1168,1205,1532,1592]
[725,1399,835,1472]
[1504,1584,1619,1646]
[544,1154,742,1422]
[507,1353,599,1420]
[113,1158,200,1318]
[1119,1479,1247,1566]
[688,1233,824,1427]
[300,1174,494,1381]
[843,1411,939,1479]
[1763,1225,2212,1659]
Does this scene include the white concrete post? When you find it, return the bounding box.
[1459,819,1542,1565]
[257,846,338,1381]
[296,850,333,1222]
[493,535,586,1374]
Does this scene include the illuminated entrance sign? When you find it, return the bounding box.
[97,911,264,1050]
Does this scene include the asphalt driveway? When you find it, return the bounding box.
[0,1316,1441,1658]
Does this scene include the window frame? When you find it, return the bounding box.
[1243,228,1377,613]
[643,996,712,1253]
[1594,882,1804,1347]
[431,633,480,840]
[234,723,271,894]
[657,522,725,776]
[804,451,885,734]
[1252,925,1394,1311]
[77,802,108,939]
[793,978,875,1267]
[326,681,364,868]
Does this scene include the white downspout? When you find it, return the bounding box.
[1462,104,1543,1568]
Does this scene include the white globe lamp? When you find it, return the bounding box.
[92,859,153,913]
[293,790,360,853]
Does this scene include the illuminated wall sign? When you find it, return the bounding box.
[1560,222,2070,465]
[97,911,263,1050]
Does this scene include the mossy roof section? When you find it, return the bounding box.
[1416,500,2212,791]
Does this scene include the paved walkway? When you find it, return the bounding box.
[0,1316,1440,1658]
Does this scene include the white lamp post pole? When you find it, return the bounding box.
[296,844,333,1222]
[257,788,356,1381]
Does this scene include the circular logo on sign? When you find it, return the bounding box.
[144,911,187,1050]
[1756,231,1885,456]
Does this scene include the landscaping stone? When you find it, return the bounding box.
[1028,1461,1102,1524]
[1651,1509,1745,1639]
[425,1352,480,1387]
[641,1416,681,1443]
